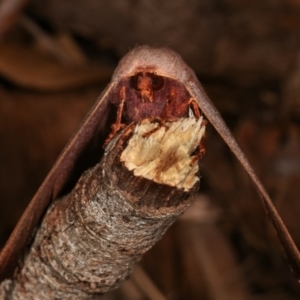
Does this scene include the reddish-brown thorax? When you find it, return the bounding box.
[106,71,203,148]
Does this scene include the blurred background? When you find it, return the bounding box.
[0,0,300,299]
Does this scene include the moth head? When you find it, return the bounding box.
[130,71,164,102]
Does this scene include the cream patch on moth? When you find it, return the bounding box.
[120,117,206,190]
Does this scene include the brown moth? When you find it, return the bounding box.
[0,45,300,282]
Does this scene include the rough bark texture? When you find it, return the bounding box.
[0,121,200,299]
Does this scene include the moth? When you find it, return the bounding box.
[0,45,300,282]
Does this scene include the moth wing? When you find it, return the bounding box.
[0,82,116,280]
[186,79,300,279]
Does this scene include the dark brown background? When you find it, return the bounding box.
[1,0,300,299]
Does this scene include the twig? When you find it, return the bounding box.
[0,118,205,299]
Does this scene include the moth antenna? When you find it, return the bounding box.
[104,86,126,147]
[189,98,201,119]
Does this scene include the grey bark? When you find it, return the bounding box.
[0,129,199,299]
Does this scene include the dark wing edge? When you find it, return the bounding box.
[0,82,115,280]
[187,80,300,280]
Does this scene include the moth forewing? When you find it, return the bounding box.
[185,79,300,279]
[0,45,299,287]
[0,82,116,279]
